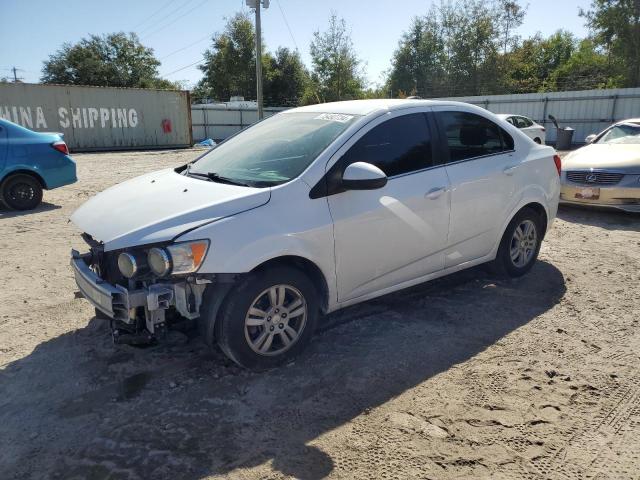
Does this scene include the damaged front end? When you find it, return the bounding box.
[71,234,210,345]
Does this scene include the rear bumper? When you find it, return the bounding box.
[45,160,77,189]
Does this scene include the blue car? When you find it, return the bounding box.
[0,118,77,210]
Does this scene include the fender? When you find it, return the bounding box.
[0,165,47,189]
[490,184,556,259]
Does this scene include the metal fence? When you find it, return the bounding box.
[438,87,640,145]
[191,105,287,142]
[0,83,192,151]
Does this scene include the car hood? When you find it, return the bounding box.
[563,144,640,173]
[71,168,270,251]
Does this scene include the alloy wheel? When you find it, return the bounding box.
[244,284,307,356]
[509,219,537,268]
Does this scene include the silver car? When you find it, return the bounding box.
[560,119,640,213]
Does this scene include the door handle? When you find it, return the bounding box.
[425,186,447,200]
[503,165,518,176]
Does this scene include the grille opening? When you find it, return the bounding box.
[566,171,624,186]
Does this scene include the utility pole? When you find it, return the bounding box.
[11,66,24,83]
[246,0,269,119]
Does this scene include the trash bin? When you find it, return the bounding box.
[556,127,574,150]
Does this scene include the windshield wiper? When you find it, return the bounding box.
[187,170,252,187]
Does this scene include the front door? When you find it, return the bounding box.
[326,111,451,302]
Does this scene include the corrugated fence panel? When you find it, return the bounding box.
[0,83,192,151]
[439,88,640,144]
[191,106,287,142]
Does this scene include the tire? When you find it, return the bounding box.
[213,266,319,370]
[2,174,43,210]
[491,207,544,278]
[534,137,542,144]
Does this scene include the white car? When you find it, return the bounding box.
[497,114,546,144]
[70,99,560,369]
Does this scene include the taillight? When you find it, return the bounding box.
[52,141,69,155]
[553,154,562,177]
[541,127,546,132]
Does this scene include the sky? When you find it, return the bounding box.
[1,0,592,89]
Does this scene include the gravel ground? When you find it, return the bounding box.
[1,149,639,480]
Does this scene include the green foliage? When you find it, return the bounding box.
[264,48,309,107]
[581,0,640,87]
[388,0,523,97]
[195,13,309,106]
[41,32,176,89]
[307,13,366,103]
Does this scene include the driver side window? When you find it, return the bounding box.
[339,113,433,177]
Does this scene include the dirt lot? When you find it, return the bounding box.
[1,149,639,480]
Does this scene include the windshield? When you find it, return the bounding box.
[597,123,640,145]
[188,112,359,187]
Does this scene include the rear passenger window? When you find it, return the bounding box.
[438,111,514,162]
[341,113,433,177]
[519,117,534,127]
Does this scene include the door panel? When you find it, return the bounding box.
[433,108,518,267]
[329,168,450,301]
[325,111,450,302]
[0,125,7,171]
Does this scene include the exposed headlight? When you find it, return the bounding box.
[147,240,209,277]
[148,247,172,277]
[117,252,139,278]
[166,240,210,275]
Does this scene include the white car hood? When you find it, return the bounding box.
[71,168,270,251]
[563,144,640,172]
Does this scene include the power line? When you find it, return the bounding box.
[138,0,196,35]
[130,0,176,31]
[163,58,205,77]
[141,0,210,39]
[275,0,298,51]
[160,33,212,61]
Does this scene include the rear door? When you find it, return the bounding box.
[326,110,451,301]
[433,108,517,267]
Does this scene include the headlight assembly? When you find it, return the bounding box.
[117,252,139,278]
[147,240,210,277]
[148,247,172,277]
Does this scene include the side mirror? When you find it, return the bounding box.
[585,134,597,144]
[342,162,387,190]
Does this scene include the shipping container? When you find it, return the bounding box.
[0,83,192,151]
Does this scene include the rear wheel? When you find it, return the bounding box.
[534,137,542,144]
[2,174,43,210]
[213,266,319,370]
[491,207,543,277]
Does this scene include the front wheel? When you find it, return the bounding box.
[2,174,43,210]
[491,207,544,277]
[213,266,319,370]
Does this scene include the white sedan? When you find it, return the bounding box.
[497,114,546,144]
[70,99,560,369]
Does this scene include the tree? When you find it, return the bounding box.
[195,13,256,102]
[549,38,620,90]
[581,0,640,87]
[264,48,309,107]
[41,32,176,89]
[194,13,308,106]
[505,31,576,92]
[308,13,365,102]
[496,0,527,54]
[388,14,447,97]
[388,0,513,97]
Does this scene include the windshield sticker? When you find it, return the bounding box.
[314,113,354,123]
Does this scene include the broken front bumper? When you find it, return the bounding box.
[71,250,177,330]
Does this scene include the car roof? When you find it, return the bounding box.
[283,99,475,116]
[617,118,640,125]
